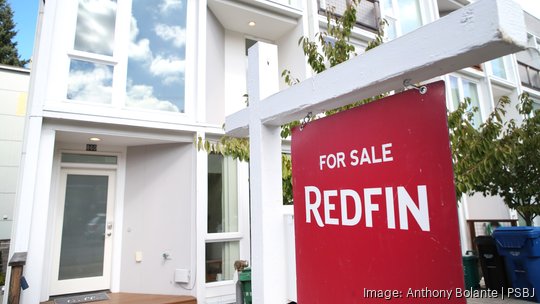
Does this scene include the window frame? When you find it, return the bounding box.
[448,74,486,128]
[44,0,196,124]
[205,153,250,288]
[381,0,427,40]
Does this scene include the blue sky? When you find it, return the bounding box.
[8,0,39,62]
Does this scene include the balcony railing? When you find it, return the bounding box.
[518,61,540,91]
[318,0,381,32]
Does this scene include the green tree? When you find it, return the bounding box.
[449,94,540,225]
[0,0,29,67]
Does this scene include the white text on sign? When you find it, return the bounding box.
[319,143,394,170]
[304,185,430,231]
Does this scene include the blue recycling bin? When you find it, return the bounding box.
[493,227,540,302]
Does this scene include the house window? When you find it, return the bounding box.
[73,0,117,56]
[449,75,483,128]
[208,154,239,233]
[67,0,117,103]
[206,241,240,282]
[67,59,113,103]
[518,62,540,90]
[382,0,423,40]
[489,57,508,80]
[126,0,187,112]
[206,154,242,283]
[65,0,189,113]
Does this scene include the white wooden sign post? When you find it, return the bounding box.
[226,0,526,302]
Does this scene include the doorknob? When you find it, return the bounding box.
[107,232,112,237]
[107,222,113,230]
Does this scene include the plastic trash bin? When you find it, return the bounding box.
[463,251,480,290]
[239,268,252,304]
[493,226,540,302]
[475,235,509,291]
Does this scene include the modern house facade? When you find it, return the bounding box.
[6,0,539,303]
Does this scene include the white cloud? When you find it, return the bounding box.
[126,82,179,112]
[67,64,113,103]
[74,0,117,55]
[159,0,183,13]
[150,56,185,84]
[129,17,152,61]
[154,24,186,48]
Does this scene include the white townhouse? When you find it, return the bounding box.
[6,0,539,303]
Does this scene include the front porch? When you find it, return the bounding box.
[41,293,197,304]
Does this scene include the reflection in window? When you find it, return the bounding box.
[67,59,113,104]
[74,0,117,56]
[206,242,239,283]
[208,154,238,234]
[126,0,187,112]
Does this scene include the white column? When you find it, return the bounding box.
[22,127,56,303]
[195,131,207,302]
[247,42,287,303]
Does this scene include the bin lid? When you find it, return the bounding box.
[492,226,540,238]
[239,268,251,281]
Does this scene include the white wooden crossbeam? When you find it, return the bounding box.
[225,0,527,137]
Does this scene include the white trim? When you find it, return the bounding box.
[195,132,208,301]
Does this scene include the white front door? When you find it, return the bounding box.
[50,168,116,295]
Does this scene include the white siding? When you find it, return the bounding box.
[121,143,195,296]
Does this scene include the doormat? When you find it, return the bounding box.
[54,292,109,304]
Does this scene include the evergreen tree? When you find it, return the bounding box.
[0,0,29,67]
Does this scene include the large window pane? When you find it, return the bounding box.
[490,58,507,79]
[205,242,239,283]
[74,0,117,56]
[449,76,460,111]
[398,0,422,35]
[208,154,239,233]
[518,63,530,86]
[126,0,187,112]
[462,80,482,128]
[529,69,540,89]
[67,59,113,104]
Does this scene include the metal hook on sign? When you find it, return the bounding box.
[299,112,313,131]
[403,79,427,94]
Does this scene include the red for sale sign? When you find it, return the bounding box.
[291,81,465,303]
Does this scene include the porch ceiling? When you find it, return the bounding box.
[55,131,178,147]
[208,0,301,41]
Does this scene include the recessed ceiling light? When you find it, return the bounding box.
[89,137,101,142]
[248,21,256,27]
